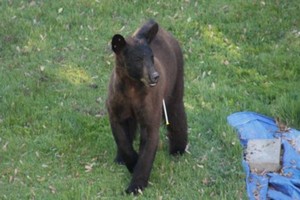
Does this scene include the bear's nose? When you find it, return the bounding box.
[150,71,160,83]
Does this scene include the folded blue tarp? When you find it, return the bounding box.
[227,112,300,200]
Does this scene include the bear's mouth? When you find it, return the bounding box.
[140,78,157,87]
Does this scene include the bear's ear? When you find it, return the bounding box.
[137,20,159,44]
[111,34,126,54]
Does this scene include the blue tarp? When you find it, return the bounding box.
[227,112,300,200]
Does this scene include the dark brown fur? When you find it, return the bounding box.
[106,20,187,194]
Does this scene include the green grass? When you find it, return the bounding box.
[1,0,299,199]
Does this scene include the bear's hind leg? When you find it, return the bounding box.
[166,100,188,155]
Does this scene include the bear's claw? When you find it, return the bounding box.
[125,183,146,195]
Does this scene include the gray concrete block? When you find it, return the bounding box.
[246,138,281,173]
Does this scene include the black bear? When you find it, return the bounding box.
[106,19,187,194]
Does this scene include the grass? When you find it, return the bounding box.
[0,0,299,199]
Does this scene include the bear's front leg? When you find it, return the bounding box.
[113,118,138,167]
[109,118,138,173]
[125,125,159,194]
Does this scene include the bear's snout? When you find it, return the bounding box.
[149,71,159,87]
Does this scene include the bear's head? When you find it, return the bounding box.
[111,20,160,87]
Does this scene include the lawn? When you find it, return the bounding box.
[0,0,299,199]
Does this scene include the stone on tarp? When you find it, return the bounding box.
[246,138,281,173]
